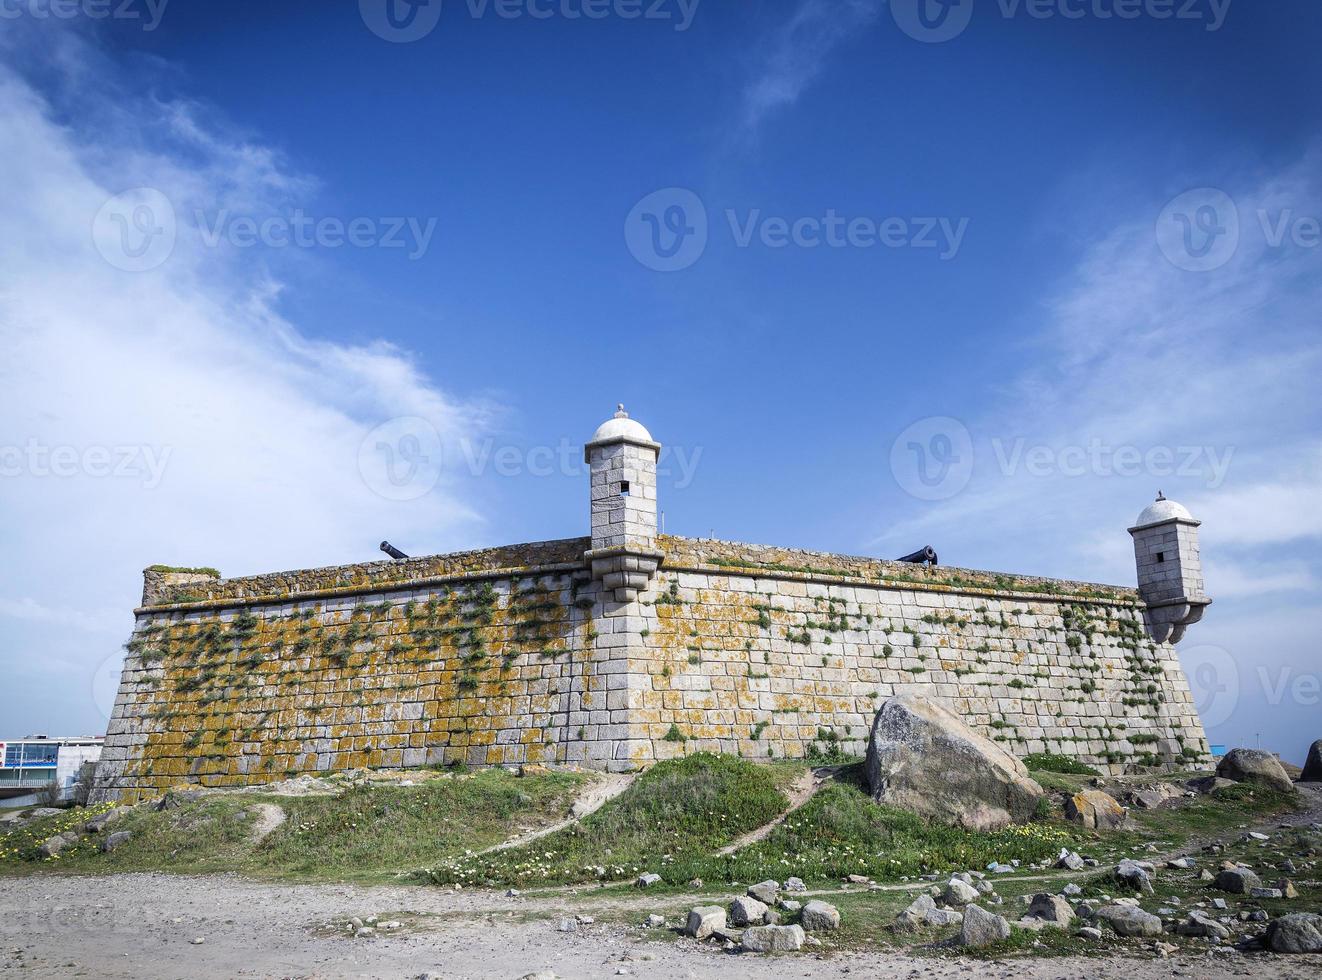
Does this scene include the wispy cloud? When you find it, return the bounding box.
[875,148,1322,761]
[739,0,881,133]
[0,24,494,734]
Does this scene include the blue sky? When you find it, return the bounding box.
[1,1,1318,762]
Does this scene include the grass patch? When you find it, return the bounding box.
[1022,752,1099,776]
[0,769,585,884]
[415,753,792,888]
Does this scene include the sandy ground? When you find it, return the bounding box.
[2,872,1320,980]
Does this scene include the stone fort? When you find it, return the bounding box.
[91,408,1212,802]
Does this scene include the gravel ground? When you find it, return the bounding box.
[2,872,1320,980]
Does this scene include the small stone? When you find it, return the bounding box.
[1213,868,1262,894]
[644,914,665,928]
[1077,926,1104,940]
[556,917,577,933]
[100,831,131,854]
[635,873,661,888]
[728,896,769,928]
[740,924,805,953]
[1062,883,1083,897]
[784,876,806,892]
[958,904,1011,947]
[747,880,779,905]
[190,937,205,946]
[1056,849,1085,871]
[1176,912,1230,940]
[1094,904,1163,937]
[683,906,726,940]
[943,878,981,906]
[1115,859,1156,895]
[1027,894,1074,926]
[506,889,521,897]
[1264,913,1322,954]
[800,900,840,931]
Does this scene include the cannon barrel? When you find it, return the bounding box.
[379,540,409,561]
[896,546,938,566]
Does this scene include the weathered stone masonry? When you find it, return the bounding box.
[91,410,1211,802]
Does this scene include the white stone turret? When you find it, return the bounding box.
[584,405,663,602]
[1129,492,1210,643]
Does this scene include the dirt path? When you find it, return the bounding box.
[716,767,821,856]
[4,872,1321,980]
[481,772,635,855]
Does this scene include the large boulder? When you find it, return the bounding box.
[1064,790,1128,830]
[1094,904,1163,938]
[1302,740,1322,782]
[683,906,726,940]
[1213,867,1261,894]
[729,896,769,927]
[1265,913,1322,954]
[800,900,840,931]
[864,696,1043,831]
[1216,748,1296,793]
[958,905,1011,947]
[741,924,805,953]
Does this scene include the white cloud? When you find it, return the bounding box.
[0,26,493,735]
[739,0,880,133]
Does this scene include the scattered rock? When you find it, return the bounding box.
[1213,868,1262,894]
[1076,926,1104,940]
[556,917,577,933]
[800,900,840,931]
[684,907,726,940]
[1176,911,1230,940]
[83,809,125,834]
[644,914,665,928]
[1166,856,1196,870]
[1065,790,1128,831]
[1187,775,1237,795]
[155,790,204,811]
[740,924,805,953]
[1062,883,1082,897]
[943,878,981,906]
[37,831,79,858]
[635,873,661,888]
[1301,740,1322,782]
[925,908,965,927]
[1115,859,1156,894]
[784,876,806,892]
[687,878,703,889]
[747,880,779,905]
[776,899,801,913]
[190,937,205,946]
[1127,783,1184,809]
[895,894,936,930]
[1250,887,1283,899]
[729,896,770,928]
[100,831,131,853]
[1264,913,1322,954]
[1216,748,1296,794]
[1094,904,1163,937]
[863,694,1044,831]
[1027,894,1074,926]
[957,904,1010,947]
[1055,849,1085,871]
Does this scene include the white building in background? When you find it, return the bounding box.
[0,735,104,805]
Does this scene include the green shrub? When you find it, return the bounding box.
[1023,753,1099,776]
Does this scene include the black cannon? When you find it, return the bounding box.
[896,545,938,567]
[380,540,409,560]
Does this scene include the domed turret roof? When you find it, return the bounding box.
[589,405,654,444]
[1133,492,1195,528]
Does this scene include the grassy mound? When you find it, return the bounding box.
[690,773,1074,885]
[0,768,584,883]
[417,753,792,887]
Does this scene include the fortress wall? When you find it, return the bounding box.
[632,540,1207,771]
[92,536,1210,802]
[93,547,636,803]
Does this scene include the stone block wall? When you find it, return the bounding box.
[91,535,1209,802]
